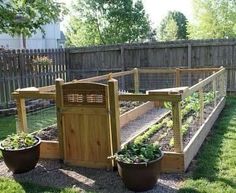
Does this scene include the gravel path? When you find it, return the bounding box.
[121,108,169,144]
[0,160,185,193]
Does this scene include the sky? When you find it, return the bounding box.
[60,0,193,32]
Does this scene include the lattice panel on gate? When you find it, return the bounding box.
[62,83,107,107]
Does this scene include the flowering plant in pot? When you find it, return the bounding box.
[0,132,41,174]
[112,142,163,192]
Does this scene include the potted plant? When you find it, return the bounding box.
[0,132,41,174]
[112,142,163,192]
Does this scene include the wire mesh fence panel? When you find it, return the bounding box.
[15,99,57,134]
[139,73,175,92]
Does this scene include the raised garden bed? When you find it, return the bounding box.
[12,67,227,172]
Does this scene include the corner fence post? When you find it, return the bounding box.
[108,79,121,158]
[16,97,27,132]
[172,101,183,153]
[56,78,64,160]
[133,68,139,93]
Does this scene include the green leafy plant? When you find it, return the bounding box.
[113,143,162,164]
[1,132,38,150]
[32,56,53,66]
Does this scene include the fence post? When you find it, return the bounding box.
[56,78,64,160]
[212,71,217,107]
[108,79,121,160]
[172,101,183,153]
[16,97,27,132]
[176,68,181,87]
[187,44,192,86]
[133,68,139,93]
[199,79,204,125]
[120,46,125,90]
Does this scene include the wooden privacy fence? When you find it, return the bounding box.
[0,49,67,107]
[68,39,236,92]
[2,38,236,107]
[12,67,227,172]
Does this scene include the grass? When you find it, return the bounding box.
[0,106,56,140]
[0,177,79,193]
[178,97,236,193]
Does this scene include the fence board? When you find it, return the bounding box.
[0,49,67,107]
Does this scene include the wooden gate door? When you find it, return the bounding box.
[56,81,113,169]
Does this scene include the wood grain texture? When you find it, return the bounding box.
[15,98,27,132]
[40,140,60,159]
[61,82,113,169]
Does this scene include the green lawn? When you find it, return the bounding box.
[0,178,79,193]
[178,97,236,193]
[0,106,56,140]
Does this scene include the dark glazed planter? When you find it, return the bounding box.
[117,152,164,192]
[0,137,41,174]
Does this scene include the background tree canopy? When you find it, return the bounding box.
[0,0,66,42]
[188,0,236,39]
[158,11,188,41]
[66,0,153,47]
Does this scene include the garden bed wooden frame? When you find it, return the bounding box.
[12,67,227,172]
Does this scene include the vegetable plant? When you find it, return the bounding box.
[1,132,38,150]
[113,143,162,164]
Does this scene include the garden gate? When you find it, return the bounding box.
[56,79,120,169]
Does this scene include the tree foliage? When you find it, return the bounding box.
[158,11,188,41]
[66,0,153,46]
[0,0,66,37]
[188,0,236,39]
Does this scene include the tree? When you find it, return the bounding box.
[0,0,67,48]
[66,0,153,46]
[188,0,236,39]
[158,11,188,41]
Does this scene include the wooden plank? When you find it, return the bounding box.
[133,68,139,93]
[161,152,185,173]
[55,79,64,160]
[119,93,182,102]
[179,67,221,72]
[184,97,226,171]
[108,79,121,158]
[77,70,133,83]
[15,98,27,132]
[172,101,183,153]
[12,92,56,99]
[120,101,155,128]
[147,86,188,95]
[40,140,60,159]
[139,68,176,74]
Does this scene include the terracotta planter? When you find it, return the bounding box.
[0,137,41,174]
[117,152,164,192]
